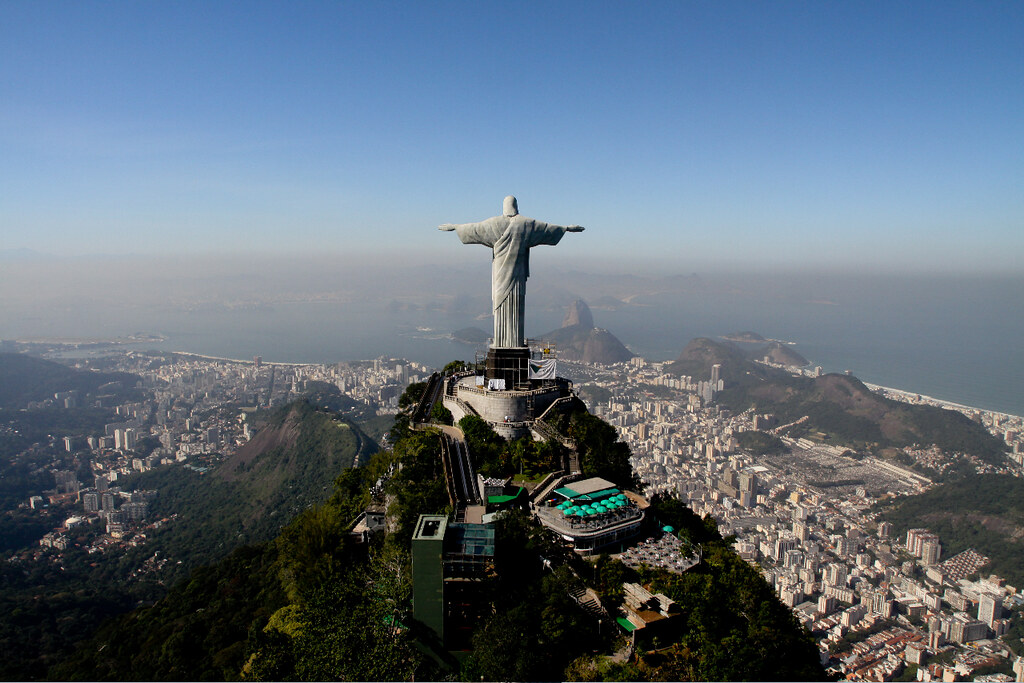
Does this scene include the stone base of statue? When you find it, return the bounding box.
[485,347,531,388]
[442,367,573,441]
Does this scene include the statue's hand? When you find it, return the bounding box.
[438,224,456,231]
[566,225,585,232]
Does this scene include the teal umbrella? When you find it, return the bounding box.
[662,525,674,533]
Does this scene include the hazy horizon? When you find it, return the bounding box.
[4,251,1022,416]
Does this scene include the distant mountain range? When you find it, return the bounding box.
[666,338,1005,460]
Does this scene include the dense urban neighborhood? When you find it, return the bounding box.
[6,345,1024,681]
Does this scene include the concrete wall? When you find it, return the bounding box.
[444,380,568,441]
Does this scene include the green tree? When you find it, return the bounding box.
[443,360,469,374]
[593,554,635,609]
[459,415,507,477]
[430,401,453,425]
[397,382,426,410]
[563,408,638,489]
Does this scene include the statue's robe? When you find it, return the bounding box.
[452,216,569,348]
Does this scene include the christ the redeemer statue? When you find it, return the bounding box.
[440,196,584,349]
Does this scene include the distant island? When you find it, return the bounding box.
[722,330,795,345]
[451,326,489,344]
[9,334,166,347]
[722,330,766,343]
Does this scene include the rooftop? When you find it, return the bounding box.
[560,477,617,496]
[413,514,448,541]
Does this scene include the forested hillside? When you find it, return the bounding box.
[879,474,1024,587]
[52,394,826,681]
[668,338,1006,460]
[0,352,143,409]
[0,399,375,680]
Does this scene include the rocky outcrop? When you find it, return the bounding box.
[762,342,808,368]
[541,300,633,364]
[561,299,595,329]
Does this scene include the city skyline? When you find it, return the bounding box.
[2,2,1023,273]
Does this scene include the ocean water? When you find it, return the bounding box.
[5,272,1023,417]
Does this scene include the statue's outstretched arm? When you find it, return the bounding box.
[536,220,585,233]
[438,220,489,232]
[527,220,585,247]
[437,217,503,246]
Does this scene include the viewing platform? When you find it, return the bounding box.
[532,476,647,555]
[442,372,571,440]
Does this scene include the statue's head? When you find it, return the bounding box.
[503,195,519,217]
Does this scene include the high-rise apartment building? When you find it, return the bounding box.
[979,594,1002,628]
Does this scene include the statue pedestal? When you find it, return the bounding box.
[485,347,530,388]
[443,373,571,441]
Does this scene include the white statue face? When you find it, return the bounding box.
[503,195,519,217]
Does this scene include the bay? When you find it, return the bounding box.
[5,271,1022,417]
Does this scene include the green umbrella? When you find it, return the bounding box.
[662,525,674,533]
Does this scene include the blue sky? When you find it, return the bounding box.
[2,1,1022,272]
